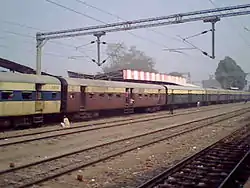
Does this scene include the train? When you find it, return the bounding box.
[0,71,249,128]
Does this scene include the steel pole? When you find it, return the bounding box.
[204,17,220,59]
[96,35,101,65]
[212,22,215,59]
[93,32,105,66]
[36,39,42,75]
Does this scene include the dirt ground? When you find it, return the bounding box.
[0,103,247,171]
[37,110,250,188]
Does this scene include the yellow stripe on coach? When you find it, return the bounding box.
[0,82,35,91]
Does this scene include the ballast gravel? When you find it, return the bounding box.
[0,104,247,171]
[38,111,250,188]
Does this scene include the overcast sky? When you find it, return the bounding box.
[1,0,250,83]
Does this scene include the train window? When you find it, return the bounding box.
[108,93,113,97]
[116,94,121,98]
[1,92,13,100]
[22,92,32,100]
[99,93,105,97]
[52,92,57,99]
[144,94,148,97]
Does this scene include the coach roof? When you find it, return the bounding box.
[0,72,60,84]
[64,77,165,89]
[164,84,205,91]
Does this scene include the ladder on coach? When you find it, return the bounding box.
[124,105,134,114]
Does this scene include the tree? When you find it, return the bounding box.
[215,56,246,90]
[102,43,157,73]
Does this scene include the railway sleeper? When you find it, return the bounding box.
[139,131,250,188]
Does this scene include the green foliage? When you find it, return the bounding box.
[215,56,246,90]
[103,43,157,73]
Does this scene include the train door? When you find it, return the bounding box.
[168,89,174,104]
[157,89,161,104]
[125,88,130,104]
[35,83,44,112]
[125,88,134,105]
[188,90,192,104]
[80,86,86,109]
[124,88,134,114]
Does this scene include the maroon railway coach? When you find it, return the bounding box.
[60,78,167,119]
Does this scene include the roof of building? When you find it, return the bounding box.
[0,57,54,76]
[67,69,187,86]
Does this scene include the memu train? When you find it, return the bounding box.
[0,71,249,128]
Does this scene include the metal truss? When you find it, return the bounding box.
[37,4,250,40]
[35,4,250,75]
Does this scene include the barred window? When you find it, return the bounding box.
[1,92,13,100]
[52,92,57,99]
[22,92,32,100]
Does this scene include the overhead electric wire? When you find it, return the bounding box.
[45,0,172,49]
[75,41,95,50]
[184,29,212,40]
[208,0,250,46]
[0,19,95,51]
[74,0,182,43]
[73,0,190,61]
[177,35,213,59]
[45,0,104,23]
[0,30,90,60]
[45,0,179,66]
[0,20,97,58]
[0,43,76,59]
[0,20,46,31]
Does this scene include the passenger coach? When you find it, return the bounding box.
[0,71,249,128]
[61,78,166,119]
[0,72,61,127]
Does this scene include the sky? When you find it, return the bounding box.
[1,0,250,83]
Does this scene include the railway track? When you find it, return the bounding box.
[137,124,250,188]
[0,103,245,147]
[0,103,241,140]
[0,107,249,188]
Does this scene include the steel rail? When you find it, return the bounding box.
[0,104,235,147]
[218,150,250,188]
[137,124,250,188]
[1,103,230,140]
[0,108,248,188]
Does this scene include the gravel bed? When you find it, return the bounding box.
[38,112,250,188]
[1,109,242,188]
[0,103,241,139]
[0,104,247,171]
[1,103,226,145]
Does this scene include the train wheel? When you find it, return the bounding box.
[0,119,12,129]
